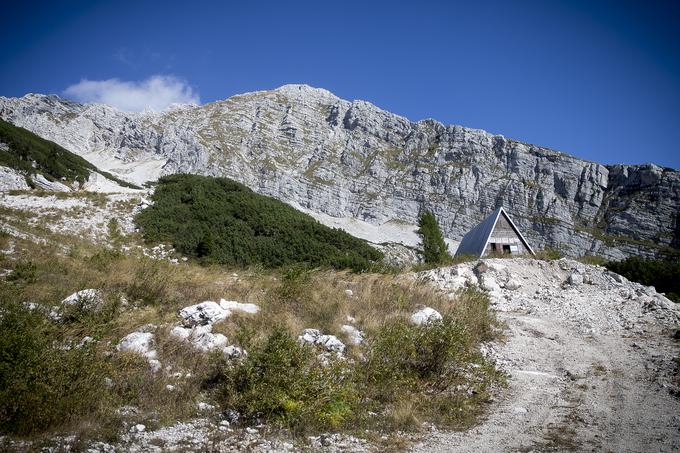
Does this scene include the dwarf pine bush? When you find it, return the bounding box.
[135,174,383,271]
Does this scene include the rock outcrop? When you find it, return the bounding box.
[1,85,677,259]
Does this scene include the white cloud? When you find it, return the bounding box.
[63,75,200,112]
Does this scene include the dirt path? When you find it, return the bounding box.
[413,259,680,453]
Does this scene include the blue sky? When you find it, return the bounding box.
[1,0,679,169]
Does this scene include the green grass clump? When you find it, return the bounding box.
[0,118,140,189]
[212,327,358,433]
[605,256,680,303]
[135,174,383,271]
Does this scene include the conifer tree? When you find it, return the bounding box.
[417,211,450,264]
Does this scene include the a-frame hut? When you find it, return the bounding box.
[455,207,535,258]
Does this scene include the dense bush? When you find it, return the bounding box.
[135,174,383,271]
[213,327,357,433]
[0,118,139,189]
[0,300,112,435]
[605,256,680,303]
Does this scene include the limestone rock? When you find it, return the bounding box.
[568,273,584,286]
[340,324,365,345]
[1,86,677,260]
[411,307,443,325]
[218,299,260,314]
[298,328,346,353]
[178,301,229,326]
[61,289,103,309]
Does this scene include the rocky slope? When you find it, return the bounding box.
[1,85,678,259]
[415,258,680,452]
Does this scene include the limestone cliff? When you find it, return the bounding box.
[1,84,677,259]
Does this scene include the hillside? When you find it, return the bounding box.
[135,174,383,270]
[416,258,680,452]
[1,86,678,260]
[0,188,678,451]
[0,118,140,191]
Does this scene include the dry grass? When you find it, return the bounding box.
[0,223,503,444]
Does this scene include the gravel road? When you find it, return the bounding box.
[413,259,680,453]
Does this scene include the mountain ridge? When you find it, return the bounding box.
[1,85,678,260]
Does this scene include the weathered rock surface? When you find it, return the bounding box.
[410,306,443,325]
[298,328,346,354]
[1,85,678,259]
[0,165,29,191]
[116,331,161,372]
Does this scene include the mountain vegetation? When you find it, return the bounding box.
[0,226,501,442]
[0,118,139,189]
[605,256,680,303]
[417,211,451,265]
[135,174,384,271]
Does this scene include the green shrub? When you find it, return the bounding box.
[210,305,502,434]
[212,327,358,433]
[605,256,680,303]
[6,260,37,284]
[0,301,112,435]
[135,174,383,271]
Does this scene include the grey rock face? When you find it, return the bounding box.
[1,85,678,259]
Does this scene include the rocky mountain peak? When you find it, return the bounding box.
[0,86,677,260]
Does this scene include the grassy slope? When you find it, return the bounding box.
[0,202,502,446]
[0,118,140,189]
[135,174,384,271]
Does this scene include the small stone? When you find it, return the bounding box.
[505,278,522,290]
[198,402,215,412]
[568,273,583,286]
[134,424,145,433]
[148,359,162,373]
[340,324,365,345]
[344,289,354,297]
[410,307,443,326]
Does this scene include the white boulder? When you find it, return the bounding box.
[568,273,584,286]
[340,324,365,345]
[179,301,229,326]
[219,299,260,314]
[169,325,192,340]
[298,328,346,354]
[0,165,30,191]
[191,325,228,352]
[117,331,160,372]
[117,332,157,359]
[410,307,443,326]
[481,275,502,292]
[505,278,522,291]
[32,173,71,192]
[61,289,103,309]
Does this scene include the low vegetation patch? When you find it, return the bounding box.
[605,256,680,303]
[0,232,502,445]
[0,118,139,189]
[135,174,383,271]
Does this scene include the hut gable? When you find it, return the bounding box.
[455,207,535,258]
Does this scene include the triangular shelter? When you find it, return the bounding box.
[455,207,535,258]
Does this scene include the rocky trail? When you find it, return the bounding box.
[414,259,680,452]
